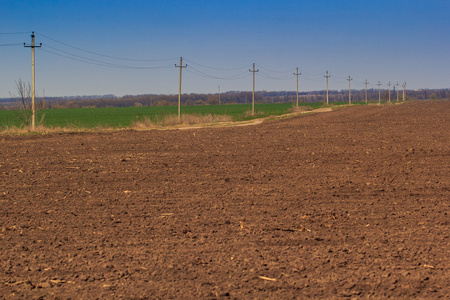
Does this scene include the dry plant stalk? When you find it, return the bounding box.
[244,110,264,117]
[0,124,115,135]
[258,276,277,281]
[131,113,232,129]
[289,105,312,113]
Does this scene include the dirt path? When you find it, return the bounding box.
[156,106,334,131]
[1,101,449,298]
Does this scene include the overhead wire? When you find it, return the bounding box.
[41,48,173,69]
[4,31,384,91]
[0,31,30,35]
[36,31,178,62]
[302,74,323,81]
[257,65,296,74]
[43,44,173,69]
[0,43,23,47]
[184,58,249,71]
[186,66,250,80]
[258,70,294,80]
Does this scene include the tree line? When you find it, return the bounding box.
[1,88,449,110]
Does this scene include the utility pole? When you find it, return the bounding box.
[174,57,187,122]
[364,79,369,104]
[293,67,301,107]
[388,81,391,104]
[402,82,406,102]
[377,81,382,106]
[249,63,259,115]
[218,85,221,105]
[347,76,353,105]
[24,31,42,130]
[396,82,399,102]
[324,71,331,105]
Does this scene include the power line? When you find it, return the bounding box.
[302,74,322,81]
[0,43,23,47]
[186,66,250,80]
[0,31,30,35]
[41,48,173,70]
[36,31,178,62]
[257,65,296,74]
[258,70,294,80]
[42,45,173,69]
[183,58,249,71]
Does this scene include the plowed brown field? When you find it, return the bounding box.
[1,101,449,299]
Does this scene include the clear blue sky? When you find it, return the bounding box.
[1,0,449,98]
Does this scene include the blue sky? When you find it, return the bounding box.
[1,0,449,97]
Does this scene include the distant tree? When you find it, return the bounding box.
[155,100,169,106]
[429,93,438,100]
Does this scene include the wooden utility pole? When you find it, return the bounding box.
[293,67,301,107]
[402,82,406,102]
[174,57,187,121]
[324,71,331,105]
[396,82,399,102]
[24,31,41,130]
[377,81,382,106]
[347,76,353,105]
[218,85,221,105]
[388,81,391,104]
[249,63,259,115]
[364,79,369,104]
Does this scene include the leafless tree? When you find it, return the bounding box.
[9,79,45,127]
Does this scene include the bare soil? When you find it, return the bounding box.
[1,101,449,299]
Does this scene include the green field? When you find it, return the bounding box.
[0,102,329,129]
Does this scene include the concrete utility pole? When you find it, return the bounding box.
[388,81,391,104]
[364,79,369,104]
[396,82,399,102]
[377,81,382,106]
[218,85,221,105]
[249,63,259,115]
[347,76,353,105]
[402,82,406,102]
[174,57,187,121]
[24,31,42,130]
[293,67,301,107]
[324,71,331,105]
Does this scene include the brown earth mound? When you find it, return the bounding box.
[1,101,449,298]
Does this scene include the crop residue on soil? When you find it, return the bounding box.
[1,101,449,298]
